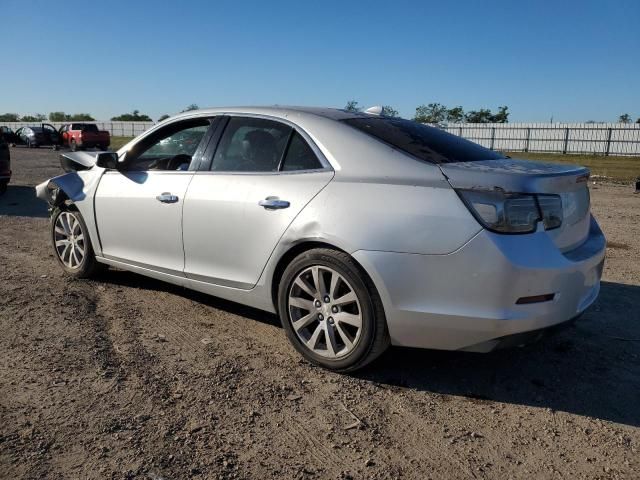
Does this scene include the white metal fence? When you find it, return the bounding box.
[0,121,155,137]
[439,122,640,156]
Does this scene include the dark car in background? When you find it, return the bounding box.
[14,124,60,149]
[0,126,19,146]
[0,130,10,195]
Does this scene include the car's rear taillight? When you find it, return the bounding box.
[457,189,563,234]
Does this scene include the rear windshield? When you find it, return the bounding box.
[342,117,505,164]
[71,123,98,132]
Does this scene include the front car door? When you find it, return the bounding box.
[94,117,216,275]
[183,115,334,289]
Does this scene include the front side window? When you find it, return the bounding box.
[124,118,211,171]
[342,117,505,164]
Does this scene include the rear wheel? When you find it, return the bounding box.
[278,248,389,372]
[51,207,104,278]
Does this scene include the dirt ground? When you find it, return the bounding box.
[1,147,639,480]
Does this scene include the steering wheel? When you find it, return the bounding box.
[167,154,192,170]
[148,154,192,171]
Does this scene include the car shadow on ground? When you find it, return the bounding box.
[358,281,640,428]
[0,185,48,218]
[98,269,282,327]
[97,269,640,428]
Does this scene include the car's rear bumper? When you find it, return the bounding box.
[353,216,605,351]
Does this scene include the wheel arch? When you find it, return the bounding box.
[35,170,104,256]
[270,240,384,318]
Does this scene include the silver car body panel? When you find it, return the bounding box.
[95,171,193,274]
[354,217,605,351]
[183,170,334,289]
[37,106,606,351]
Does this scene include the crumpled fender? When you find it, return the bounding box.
[36,169,104,256]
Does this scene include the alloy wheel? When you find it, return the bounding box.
[54,212,85,269]
[288,266,363,358]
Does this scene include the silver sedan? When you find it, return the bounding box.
[36,107,606,371]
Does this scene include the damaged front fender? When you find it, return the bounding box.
[36,169,104,256]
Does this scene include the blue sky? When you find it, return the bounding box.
[2,0,638,122]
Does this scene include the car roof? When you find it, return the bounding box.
[170,106,370,122]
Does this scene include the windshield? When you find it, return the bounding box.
[342,117,505,164]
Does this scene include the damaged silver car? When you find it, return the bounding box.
[36,107,606,371]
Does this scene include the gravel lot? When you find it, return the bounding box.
[1,147,639,479]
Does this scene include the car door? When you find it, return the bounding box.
[14,128,24,144]
[182,116,334,289]
[94,117,216,275]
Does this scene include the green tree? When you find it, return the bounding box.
[414,103,447,123]
[445,106,465,123]
[344,100,360,112]
[111,110,152,121]
[490,106,509,123]
[157,114,170,122]
[465,109,493,123]
[49,111,68,121]
[49,112,95,121]
[618,113,631,124]
[21,114,46,122]
[182,104,199,112]
[0,113,20,122]
[69,113,95,121]
[381,105,399,117]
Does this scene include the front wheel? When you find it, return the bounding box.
[278,248,389,372]
[51,207,105,278]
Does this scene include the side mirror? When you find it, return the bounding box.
[95,152,119,169]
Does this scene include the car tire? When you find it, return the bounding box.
[51,207,105,278]
[70,140,78,152]
[278,248,389,372]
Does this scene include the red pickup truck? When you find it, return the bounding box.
[59,123,110,151]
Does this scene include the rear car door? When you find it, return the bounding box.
[182,115,333,289]
[94,117,216,274]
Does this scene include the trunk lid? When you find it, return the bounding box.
[440,158,591,252]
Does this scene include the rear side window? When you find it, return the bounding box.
[281,131,323,171]
[81,124,98,133]
[342,117,505,164]
[212,117,292,172]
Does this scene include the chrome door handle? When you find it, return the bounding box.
[258,196,290,210]
[156,192,179,203]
